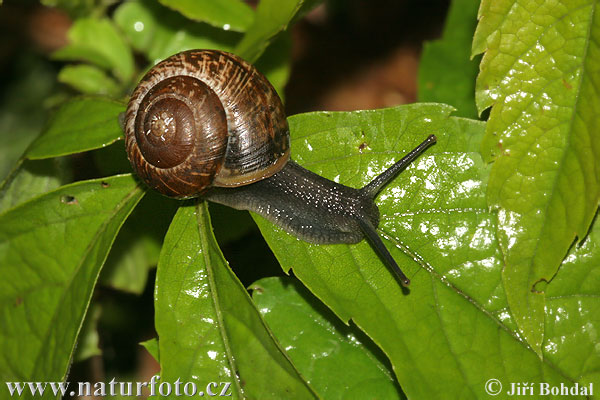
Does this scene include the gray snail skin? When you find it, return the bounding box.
[124,49,436,286]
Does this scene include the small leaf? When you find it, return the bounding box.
[114,0,239,65]
[235,0,303,63]
[154,203,317,399]
[140,338,159,363]
[58,64,121,96]
[53,17,134,83]
[159,0,254,33]
[473,0,600,354]
[0,158,72,214]
[252,277,404,399]
[0,175,143,388]
[418,0,480,118]
[26,97,125,160]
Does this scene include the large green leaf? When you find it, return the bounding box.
[473,0,600,354]
[235,0,303,63]
[26,97,124,160]
[251,277,404,399]
[252,104,596,398]
[53,17,134,83]
[418,0,480,118]
[154,203,317,399]
[0,175,143,398]
[158,0,254,33]
[114,0,239,65]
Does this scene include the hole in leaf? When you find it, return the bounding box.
[250,285,264,294]
[61,195,78,205]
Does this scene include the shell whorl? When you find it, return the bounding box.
[125,50,290,198]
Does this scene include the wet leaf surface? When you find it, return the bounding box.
[252,276,404,399]
[0,175,143,396]
[473,0,600,354]
[154,203,317,399]
[253,104,598,398]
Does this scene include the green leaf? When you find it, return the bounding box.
[235,0,303,63]
[473,0,600,354]
[0,121,38,184]
[0,158,72,214]
[114,0,239,65]
[154,203,317,399]
[73,304,101,362]
[140,338,159,363]
[58,64,121,96]
[418,0,480,118]
[251,277,404,399]
[53,17,134,83]
[254,32,293,99]
[40,0,110,19]
[26,97,125,160]
[543,215,600,387]
[158,0,254,33]
[252,104,589,398]
[100,191,177,294]
[489,213,600,390]
[0,53,57,181]
[91,144,175,293]
[0,175,143,394]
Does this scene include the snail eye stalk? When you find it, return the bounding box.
[362,135,437,199]
[357,217,410,286]
[358,134,437,286]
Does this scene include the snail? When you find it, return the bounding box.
[124,49,436,287]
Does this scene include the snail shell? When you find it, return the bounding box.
[125,50,290,198]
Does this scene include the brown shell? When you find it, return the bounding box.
[125,50,290,198]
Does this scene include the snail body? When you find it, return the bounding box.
[125,49,436,286]
[206,160,377,245]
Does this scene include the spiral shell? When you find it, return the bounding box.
[125,50,290,198]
